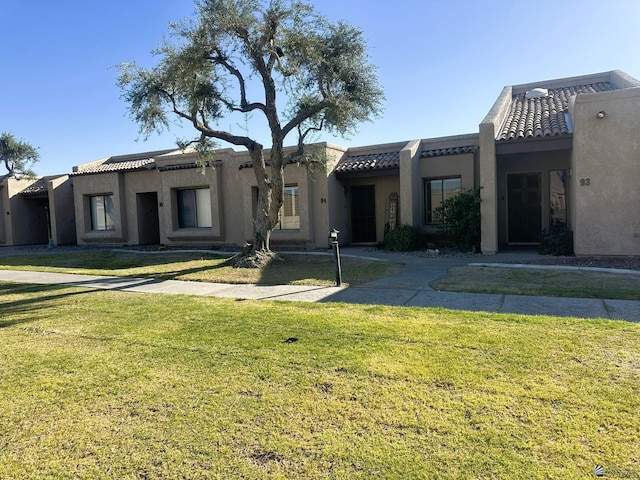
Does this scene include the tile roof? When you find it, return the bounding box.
[420,145,476,158]
[158,160,222,171]
[498,82,615,141]
[72,149,176,176]
[334,151,400,173]
[19,179,48,196]
[238,157,300,170]
[72,158,156,175]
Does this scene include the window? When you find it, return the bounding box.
[177,188,212,228]
[276,185,300,230]
[549,170,567,227]
[424,177,461,223]
[90,194,115,231]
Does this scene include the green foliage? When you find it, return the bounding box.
[539,221,574,256]
[116,0,384,148]
[117,0,384,251]
[383,224,425,251]
[0,132,39,178]
[435,187,481,252]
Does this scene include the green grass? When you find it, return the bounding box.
[0,251,401,287]
[1,282,639,479]
[432,266,640,300]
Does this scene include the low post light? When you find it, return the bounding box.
[329,228,343,286]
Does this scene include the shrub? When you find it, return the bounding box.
[435,188,481,252]
[539,221,574,256]
[383,225,425,252]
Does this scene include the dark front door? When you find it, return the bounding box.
[137,192,160,245]
[507,173,542,243]
[351,185,376,243]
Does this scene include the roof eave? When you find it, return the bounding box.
[495,135,573,155]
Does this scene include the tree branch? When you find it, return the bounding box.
[284,120,325,163]
[281,100,330,138]
[206,49,266,114]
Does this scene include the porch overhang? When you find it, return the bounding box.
[495,136,572,155]
[335,167,399,180]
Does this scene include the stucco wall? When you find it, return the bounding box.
[159,165,222,245]
[479,86,513,254]
[0,184,8,244]
[49,175,76,245]
[418,152,475,234]
[570,87,640,255]
[398,140,421,227]
[323,145,348,248]
[5,178,49,246]
[73,172,128,244]
[121,170,161,245]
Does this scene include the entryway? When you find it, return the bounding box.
[507,173,541,244]
[136,192,160,245]
[351,185,376,243]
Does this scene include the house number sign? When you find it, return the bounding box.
[579,178,591,186]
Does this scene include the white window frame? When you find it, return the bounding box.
[276,185,300,230]
[176,187,212,228]
[90,194,116,231]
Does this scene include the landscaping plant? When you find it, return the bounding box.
[435,187,481,252]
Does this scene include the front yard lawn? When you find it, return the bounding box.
[0,251,401,287]
[1,282,638,479]
[432,266,640,300]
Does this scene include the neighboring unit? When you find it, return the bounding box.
[0,175,75,247]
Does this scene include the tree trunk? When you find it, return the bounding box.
[253,215,272,252]
[250,146,275,254]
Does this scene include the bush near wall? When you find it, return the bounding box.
[538,221,574,256]
[383,225,425,252]
[435,188,481,252]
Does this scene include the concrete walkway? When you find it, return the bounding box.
[0,247,639,322]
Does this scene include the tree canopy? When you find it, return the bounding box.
[0,132,40,180]
[117,0,384,254]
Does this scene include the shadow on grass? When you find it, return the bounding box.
[0,283,93,329]
[0,252,228,272]
[0,251,398,287]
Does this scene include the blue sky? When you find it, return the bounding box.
[2,0,640,176]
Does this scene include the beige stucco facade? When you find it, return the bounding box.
[71,145,348,249]
[6,70,640,258]
[479,86,512,254]
[478,70,640,256]
[0,175,75,247]
[569,86,640,255]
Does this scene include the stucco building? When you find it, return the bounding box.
[70,146,347,249]
[5,70,640,257]
[0,175,75,247]
[479,70,640,256]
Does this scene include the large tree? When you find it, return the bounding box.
[117,0,383,257]
[0,132,40,180]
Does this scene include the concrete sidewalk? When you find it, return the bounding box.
[0,247,638,322]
